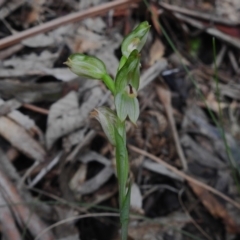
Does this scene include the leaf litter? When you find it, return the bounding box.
[0,0,240,239]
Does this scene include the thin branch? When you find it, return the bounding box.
[0,0,139,50]
[22,103,49,115]
[129,145,240,210]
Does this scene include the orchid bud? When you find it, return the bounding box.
[91,107,117,146]
[121,21,150,58]
[65,53,107,80]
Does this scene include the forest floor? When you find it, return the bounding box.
[0,0,240,239]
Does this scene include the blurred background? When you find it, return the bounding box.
[0,0,240,239]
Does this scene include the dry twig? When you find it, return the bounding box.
[156,85,188,171]
[129,145,240,210]
[22,103,49,115]
[173,13,240,49]
[0,0,139,50]
[0,168,54,240]
[0,192,22,240]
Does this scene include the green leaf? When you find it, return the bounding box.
[91,107,117,145]
[115,93,128,122]
[118,56,127,71]
[121,21,150,58]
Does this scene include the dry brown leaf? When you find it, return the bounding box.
[70,151,113,195]
[46,86,103,149]
[216,0,240,22]
[147,110,168,133]
[181,135,226,169]
[143,160,183,181]
[199,92,226,113]
[25,8,40,25]
[67,26,106,53]
[73,166,113,195]
[3,50,58,70]
[69,36,101,53]
[189,181,240,234]
[46,91,79,149]
[0,0,25,19]
[129,223,162,240]
[139,59,167,90]
[149,38,165,66]
[24,0,45,25]
[63,128,88,152]
[128,212,190,240]
[0,98,44,147]
[41,68,76,82]
[83,17,106,33]
[69,164,87,192]
[95,47,120,76]
[0,99,35,130]
[0,117,46,161]
[22,34,54,48]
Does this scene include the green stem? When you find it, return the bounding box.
[120,184,131,240]
[115,123,130,240]
[102,74,115,95]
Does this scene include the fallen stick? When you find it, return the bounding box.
[0,0,139,50]
[156,85,188,171]
[129,145,240,210]
[173,13,240,49]
[0,193,22,240]
[159,2,238,26]
[0,168,54,240]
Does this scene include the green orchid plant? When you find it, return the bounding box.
[65,21,150,240]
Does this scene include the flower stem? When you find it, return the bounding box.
[102,74,115,95]
[115,122,130,240]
